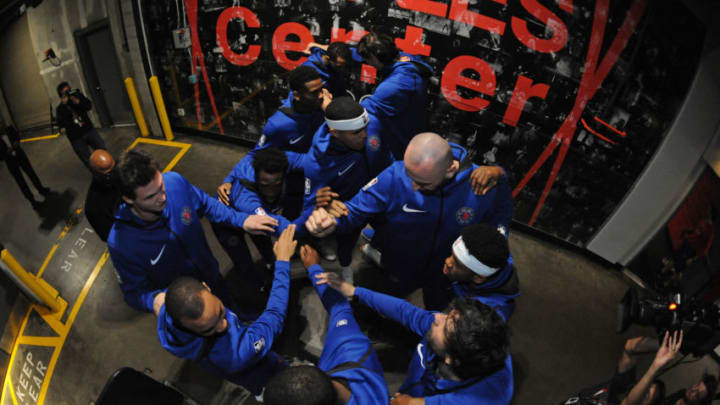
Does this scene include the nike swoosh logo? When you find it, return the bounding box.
[402,204,426,213]
[150,244,166,266]
[417,343,425,368]
[288,135,305,145]
[338,161,356,176]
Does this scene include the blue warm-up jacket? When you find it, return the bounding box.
[307,264,389,404]
[301,121,392,217]
[107,172,250,312]
[221,150,308,236]
[336,144,513,286]
[300,46,354,98]
[452,260,519,321]
[354,287,513,404]
[156,260,291,395]
[360,53,433,159]
[256,97,324,153]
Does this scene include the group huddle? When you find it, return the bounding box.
[103,32,518,404]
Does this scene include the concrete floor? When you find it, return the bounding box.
[0,127,718,405]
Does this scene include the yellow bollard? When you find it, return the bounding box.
[149,75,175,141]
[0,249,64,314]
[124,77,150,137]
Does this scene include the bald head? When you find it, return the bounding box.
[90,150,115,174]
[405,133,452,168]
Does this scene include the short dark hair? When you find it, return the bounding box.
[252,148,289,177]
[460,224,510,270]
[289,66,321,93]
[324,96,363,121]
[357,31,398,65]
[699,373,718,405]
[650,379,665,405]
[327,42,351,62]
[56,81,70,97]
[264,365,337,405]
[444,298,509,380]
[165,276,206,323]
[116,150,160,199]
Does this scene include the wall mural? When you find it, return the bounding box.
[143,0,704,246]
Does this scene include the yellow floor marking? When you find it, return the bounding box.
[5,379,18,405]
[126,137,192,173]
[36,210,79,278]
[34,245,58,279]
[19,133,60,143]
[35,251,108,405]
[31,306,66,337]
[16,336,61,347]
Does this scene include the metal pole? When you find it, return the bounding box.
[0,248,64,313]
[124,77,150,137]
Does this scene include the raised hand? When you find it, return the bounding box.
[314,271,355,298]
[305,208,337,238]
[243,214,278,234]
[300,245,321,269]
[273,224,297,261]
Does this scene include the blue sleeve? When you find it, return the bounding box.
[307,264,352,314]
[108,246,157,312]
[354,287,434,337]
[285,151,306,172]
[227,260,291,372]
[361,71,413,118]
[181,174,250,229]
[223,159,246,185]
[335,168,394,233]
[481,167,513,230]
[259,114,290,150]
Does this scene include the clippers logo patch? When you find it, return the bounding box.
[255,207,267,216]
[257,134,266,147]
[181,207,192,225]
[362,177,378,191]
[336,319,348,327]
[497,226,507,237]
[368,134,380,151]
[253,337,265,353]
[456,207,475,225]
[304,177,311,195]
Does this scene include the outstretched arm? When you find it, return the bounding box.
[621,331,682,405]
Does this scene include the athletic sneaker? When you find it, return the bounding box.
[361,243,382,268]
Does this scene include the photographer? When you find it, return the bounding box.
[561,331,717,405]
[56,81,106,169]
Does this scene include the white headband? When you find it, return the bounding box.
[325,109,370,131]
[452,236,500,277]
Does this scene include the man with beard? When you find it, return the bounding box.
[306,132,511,310]
[107,150,278,315]
[315,271,513,404]
[301,97,392,282]
[84,150,122,242]
[256,65,332,153]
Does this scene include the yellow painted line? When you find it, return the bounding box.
[36,251,108,405]
[1,304,33,405]
[35,245,58,279]
[6,378,18,405]
[16,336,61,347]
[36,208,81,278]
[30,306,65,337]
[162,143,191,173]
[19,133,60,143]
[125,137,192,173]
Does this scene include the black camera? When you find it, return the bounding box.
[617,286,720,356]
[69,89,82,98]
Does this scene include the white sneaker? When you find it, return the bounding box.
[341,266,354,284]
[361,243,382,267]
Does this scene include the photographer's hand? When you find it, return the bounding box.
[621,331,683,405]
[652,330,682,369]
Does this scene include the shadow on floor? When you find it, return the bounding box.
[36,188,78,231]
